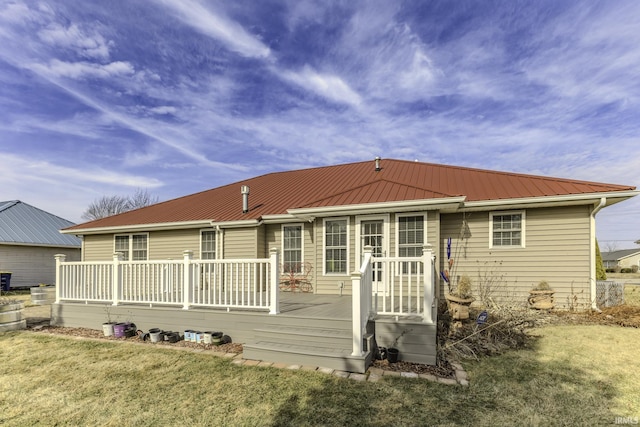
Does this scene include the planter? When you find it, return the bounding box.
[528,290,555,310]
[203,331,213,344]
[30,286,55,305]
[149,328,164,343]
[0,301,26,332]
[113,323,128,338]
[211,332,223,345]
[184,330,194,342]
[102,322,116,337]
[445,294,475,320]
[387,348,400,363]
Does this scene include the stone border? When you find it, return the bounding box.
[236,356,470,386]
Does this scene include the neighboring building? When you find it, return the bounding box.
[52,158,638,371]
[602,249,640,270]
[0,201,81,288]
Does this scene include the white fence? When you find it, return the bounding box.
[55,249,280,314]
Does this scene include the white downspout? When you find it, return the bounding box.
[590,197,606,310]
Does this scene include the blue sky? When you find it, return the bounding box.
[0,0,638,249]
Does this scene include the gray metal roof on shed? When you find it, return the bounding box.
[0,201,81,247]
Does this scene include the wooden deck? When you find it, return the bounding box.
[51,292,436,373]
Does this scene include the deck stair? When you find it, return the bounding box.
[243,317,374,373]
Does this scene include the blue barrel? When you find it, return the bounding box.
[0,273,11,291]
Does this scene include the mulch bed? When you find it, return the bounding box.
[28,324,243,354]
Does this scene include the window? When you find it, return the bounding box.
[114,234,148,260]
[201,230,217,260]
[490,211,525,248]
[325,219,348,274]
[398,215,424,257]
[282,225,303,273]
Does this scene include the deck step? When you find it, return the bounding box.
[252,325,352,348]
[243,340,371,373]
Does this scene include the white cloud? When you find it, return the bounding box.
[279,65,362,107]
[148,106,177,115]
[0,151,163,188]
[38,23,112,59]
[155,0,271,59]
[30,59,135,79]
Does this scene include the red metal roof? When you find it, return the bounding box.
[65,159,636,231]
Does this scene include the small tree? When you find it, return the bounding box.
[82,189,159,221]
[595,239,607,281]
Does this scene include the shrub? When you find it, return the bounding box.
[632,265,639,273]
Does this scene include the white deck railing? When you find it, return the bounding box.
[55,249,280,314]
[351,244,436,357]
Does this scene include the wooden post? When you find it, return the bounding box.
[422,244,435,324]
[112,252,123,306]
[269,248,280,314]
[54,254,66,303]
[182,250,193,310]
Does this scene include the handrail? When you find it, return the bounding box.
[55,251,280,313]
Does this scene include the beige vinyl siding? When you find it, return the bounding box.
[149,230,200,260]
[440,205,592,309]
[82,234,114,261]
[223,227,259,258]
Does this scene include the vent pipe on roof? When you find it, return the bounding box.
[241,185,250,213]
[375,156,382,172]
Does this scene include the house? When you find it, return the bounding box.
[0,201,81,289]
[53,158,638,372]
[602,249,640,270]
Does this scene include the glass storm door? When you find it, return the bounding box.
[361,220,384,292]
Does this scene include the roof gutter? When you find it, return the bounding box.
[590,197,607,311]
[60,220,216,235]
[461,190,639,212]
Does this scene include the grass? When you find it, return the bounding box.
[2,325,640,426]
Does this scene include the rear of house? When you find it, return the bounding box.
[53,158,638,371]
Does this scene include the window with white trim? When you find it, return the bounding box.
[490,211,524,247]
[398,215,424,257]
[114,234,148,260]
[201,230,217,260]
[324,219,348,274]
[282,224,303,273]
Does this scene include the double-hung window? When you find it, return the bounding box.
[201,230,217,260]
[282,225,303,273]
[490,211,525,248]
[398,215,424,274]
[114,234,148,261]
[325,219,348,274]
[398,215,424,257]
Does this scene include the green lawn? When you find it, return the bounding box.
[2,325,639,426]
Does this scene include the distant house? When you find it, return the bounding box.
[50,159,638,371]
[0,201,81,288]
[602,249,640,270]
